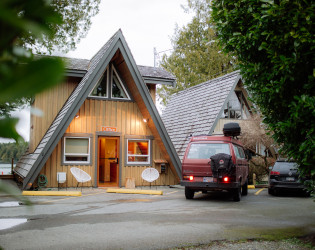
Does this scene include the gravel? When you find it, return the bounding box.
[172,238,314,250]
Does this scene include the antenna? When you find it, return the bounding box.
[153,47,160,67]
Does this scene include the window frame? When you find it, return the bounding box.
[88,67,109,99]
[88,64,132,101]
[125,136,153,166]
[111,66,131,100]
[61,133,93,165]
[233,144,246,159]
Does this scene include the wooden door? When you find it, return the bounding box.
[98,137,119,187]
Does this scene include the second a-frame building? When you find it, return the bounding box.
[14,30,181,189]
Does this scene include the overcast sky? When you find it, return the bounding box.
[65,0,193,65]
[2,0,192,143]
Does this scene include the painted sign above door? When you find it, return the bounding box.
[101,126,117,132]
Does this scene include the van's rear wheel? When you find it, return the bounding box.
[241,179,248,196]
[185,187,194,199]
[232,184,241,202]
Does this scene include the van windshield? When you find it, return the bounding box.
[187,143,230,159]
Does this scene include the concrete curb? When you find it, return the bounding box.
[107,188,163,195]
[22,191,82,196]
[248,185,255,189]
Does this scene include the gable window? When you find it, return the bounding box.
[112,67,130,99]
[89,64,131,100]
[90,68,108,98]
[223,91,251,119]
[62,135,92,165]
[125,137,153,166]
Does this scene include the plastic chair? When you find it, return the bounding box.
[70,167,92,190]
[57,172,67,190]
[141,168,159,189]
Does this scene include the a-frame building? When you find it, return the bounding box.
[14,30,181,189]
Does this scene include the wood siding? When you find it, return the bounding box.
[213,118,247,135]
[29,77,79,152]
[40,99,178,188]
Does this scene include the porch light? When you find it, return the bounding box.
[75,115,79,119]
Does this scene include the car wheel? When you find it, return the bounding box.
[233,184,241,202]
[274,188,280,196]
[268,188,274,195]
[242,179,248,196]
[185,187,194,199]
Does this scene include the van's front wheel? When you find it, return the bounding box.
[185,187,194,199]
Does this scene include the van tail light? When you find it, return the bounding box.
[270,171,280,175]
[223,176,229,183]
[183,175,194,181]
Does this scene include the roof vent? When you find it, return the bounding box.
[223,123,241,137]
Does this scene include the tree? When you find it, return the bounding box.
[211,0,315,191]
[0,0,98,201]
[0,0,101,118]
[0,142,29,162]
[158,0,235,106]
[20,0,100,54]
[240,114,277,183]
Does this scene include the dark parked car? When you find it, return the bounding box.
[268,161,309,196]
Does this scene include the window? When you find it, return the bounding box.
[127,139,151,165]
[62,136,92,165]
[233,145,245,159]
[90,69,108,98]
[187,143,230,159]
[89,65,131,100]
[222,91,251,119]
[112,67,130,99]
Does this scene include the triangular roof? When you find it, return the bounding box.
[162,71,242,161]
[15,29,181,189]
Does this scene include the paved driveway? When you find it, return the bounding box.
[0,186,314,250]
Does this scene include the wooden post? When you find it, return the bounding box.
[253,173,256,186]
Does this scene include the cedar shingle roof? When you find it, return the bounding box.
[62,58,175,86]
[162,71,241,161]
[138,65,175,81]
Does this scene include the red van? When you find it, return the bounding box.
[181,123,249,201]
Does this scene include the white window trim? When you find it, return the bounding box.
[126,139,151,165]
[111,66,131,100]
[63,136,91,165]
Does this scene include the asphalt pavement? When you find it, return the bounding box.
[0,185,314,250]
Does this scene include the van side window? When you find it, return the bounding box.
[238,146,246,159]
[233,145,246,159]
[233,145,241,158]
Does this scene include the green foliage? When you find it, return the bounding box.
[0,0,69,201]
[0,0,66,141]
[0,0,100,117]
[17,0,101,54]
[158,0,235,105]
[0,142,29,163]
[211,0,315,191]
